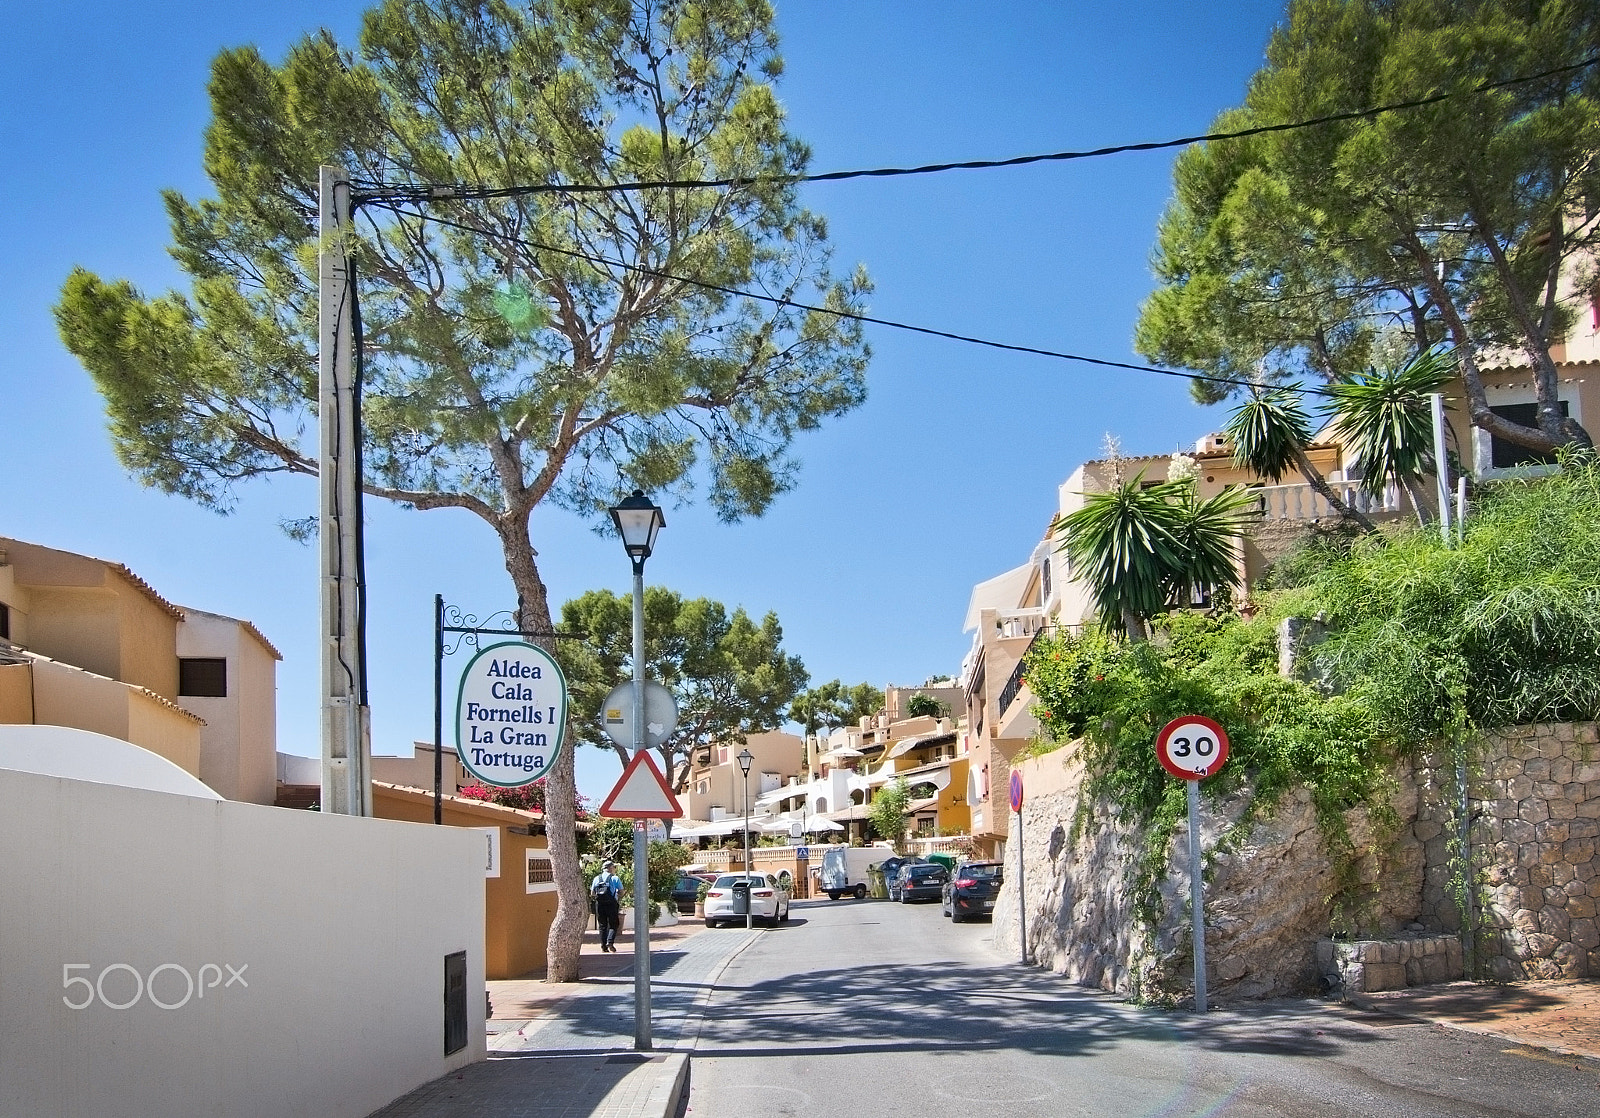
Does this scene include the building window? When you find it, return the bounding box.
[178,657,228,697]
[0,601,9,641]
[1489,401,1569,470]
[1041,558,1052,603]
[717,746,729,766]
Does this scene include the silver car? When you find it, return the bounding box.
[703,872,791,927]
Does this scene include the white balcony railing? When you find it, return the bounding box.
[1255,482,1401,521]
[993,607,1047,640]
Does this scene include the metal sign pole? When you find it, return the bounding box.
[1155,715,1228,1014]
[433,594,443,824]
[1187,778,1206,1013]
[1016,801,1027,965]
[630,560,652,1051]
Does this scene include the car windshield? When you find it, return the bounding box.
[962,864,1002,879]
[909,866,945,879]
[712,875,759,888]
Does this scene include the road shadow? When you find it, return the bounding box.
[694,960,1400,1062]
[1360,982,1574,1024]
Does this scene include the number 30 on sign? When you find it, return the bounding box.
[1156,715,1230,780]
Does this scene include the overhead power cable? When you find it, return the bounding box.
[362,199,1337,399]
[350,55,1598,206]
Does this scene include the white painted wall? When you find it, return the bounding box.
[176,608,279,805]
[0,768,485,1117]
[0,724,221,800]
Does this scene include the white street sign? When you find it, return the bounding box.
[599,751,682,819]
[601,680,679,750]
[1155,715,1230,780]
[455,641,567,787]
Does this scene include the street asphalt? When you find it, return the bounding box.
[685,897,1600,1118]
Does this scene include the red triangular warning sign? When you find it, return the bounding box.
[598,751,683,819]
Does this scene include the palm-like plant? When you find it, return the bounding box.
[1054,474,1257,640]
[1166,482,1266,603]
[1325,349,1455,524]
[1225,386,1377,531]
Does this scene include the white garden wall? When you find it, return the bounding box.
[0,767,485,1117]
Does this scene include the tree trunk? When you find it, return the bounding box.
[1120,606,1149,642]
[1464,194,1594,451]
[498,516,588,983]
[1290,443,1377,530]
[1399,226,1586,458]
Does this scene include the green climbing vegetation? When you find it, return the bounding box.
[1022,453,1600,930]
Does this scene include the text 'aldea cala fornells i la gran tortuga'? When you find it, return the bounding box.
[456,643,569,786]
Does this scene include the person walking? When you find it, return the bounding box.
[590,860,623,953]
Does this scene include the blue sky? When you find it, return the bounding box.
[0,1,1285,801]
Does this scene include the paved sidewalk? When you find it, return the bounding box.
[369,919,760,1118]
[487,917,708,1028]
[1348,979,1600,1060]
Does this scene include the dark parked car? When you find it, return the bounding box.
[880,856,921,901]
[942,861,1003,922]
[669,872,715,915]
[895,861,948,903]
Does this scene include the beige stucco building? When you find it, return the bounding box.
[958,430,1384,859]
[683,729,804,823]
[0,537,280,802]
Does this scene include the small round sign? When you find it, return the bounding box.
[455,641,568,787]
[1155,715,1230,781]
[1009,769,1024,813]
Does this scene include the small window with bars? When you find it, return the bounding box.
[525,850,555,892]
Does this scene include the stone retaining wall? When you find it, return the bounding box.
[994,720,1600,1000]
[993,747,1422,1002]
[1416,722,1600,980]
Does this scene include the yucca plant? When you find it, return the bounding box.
[1324,349,1456,524]
[1225,386,1376,530]
[1054,474,1257,640]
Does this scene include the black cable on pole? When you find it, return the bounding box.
[363,199,1335,399]
[349,55,1598,206]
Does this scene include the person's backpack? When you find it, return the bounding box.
[592,879,612,900]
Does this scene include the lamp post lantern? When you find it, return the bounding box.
[737,747,755,930]
[608,489,665,1052]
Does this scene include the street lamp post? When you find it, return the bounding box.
[609,490,665,1053]
[737,748,754,930]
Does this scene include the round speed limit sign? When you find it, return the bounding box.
[1155,715,1230,780]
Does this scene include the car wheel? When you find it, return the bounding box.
[827,890,840,901]
[780,902,790,923]
[854,884,867,899]
[951,911,964,924]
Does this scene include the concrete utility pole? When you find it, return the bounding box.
[1431,393,1453,545]
[318,165,373,817]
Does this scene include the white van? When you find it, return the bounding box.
[818,845,888,900]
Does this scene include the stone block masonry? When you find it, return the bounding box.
[1317,934,1463,993]
[994,720,1599,1001]
[1416,721,1600,982]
